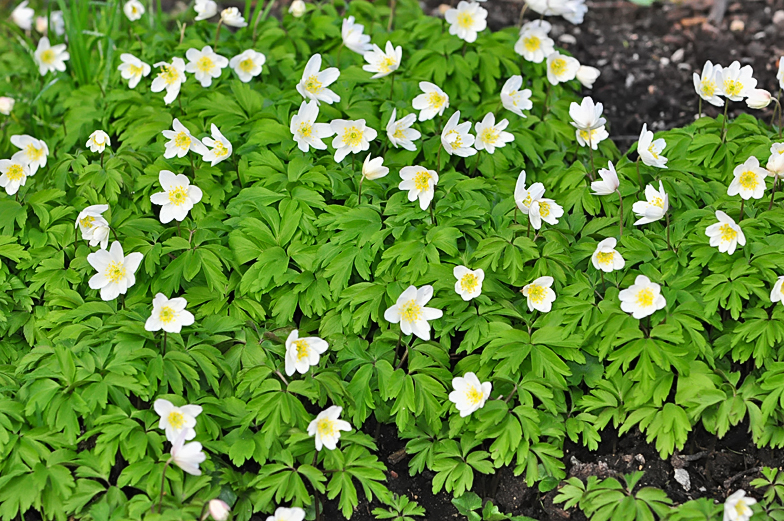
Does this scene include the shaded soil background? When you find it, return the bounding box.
[319,1,784,520]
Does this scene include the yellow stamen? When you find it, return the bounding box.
[719,223,737,242]
[444,129,463,149]
[168,186,188,206]
[105,261,126,283]
[341,126,362,147]
[636,288,654,307]
[239,58,255,73]
[400,299,422,323]
[159,64,180,85]
[651,196,664,208]
[212,141,229,157]
[456,12,474,29]
[723,79,743,97]
[79,215,95,229]
[168,411,185,429]
[550,57,567,76]
[304,75,322,94]
[700,79,716,97]
[480,127,499,145]
[159,306,176,323]
[298,122,313,138]
[377,56,397,74]
[460,273,478,292]
[40,49,55,65]
[25,144,44,162]
[414,170,431,191]
[527,284,545,303]
[128,64,143,77]
[196,56,214,73]
[5,164,25,182]
[596,251,614,265]
[466,385,483,405]
[294,339,310,361]
[317,418,336,437]
[523,35,541,52]
[174,131,191,150]
[538,201,551,217]
[739,171,758,190]
[427,92,446,109]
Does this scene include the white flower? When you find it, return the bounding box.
[34,36,69,76]
[723,490,756,521]
[145,293,195,334]
[86,130,110,153]
[384,285,443,340]
[399,166,438,210]
[705,210,745,255]
[87,241,143,301]
[770,276,784,306]
[284,329,329,376]
[229,49,265,82]
[362,155,389,181]
[454,266,484,301]
[151,57,187,105]
[693,60,724,107]
[719,61,757,101]
[307,406,351,451]
[514,170,545,215]
[154,398,202,442]
[411,82,449,122]
[220,7,247,27]
[289,0,306,17]
[779,59,784,91]
[170,430,206,476]
[514,21,554,63]
[362,41,402,79]
[591,161,620,195]
[49,11,65,35]
[546,51,579,86]
[448,372,491,417]
[576,65,600,88]
[150,170,203,223]
[123,0,145,21]
[501,75,533,117]
[11,1,34,30]
[10,134,48,175]
[575,126,609,149]
[441,110,476,157]
[162,118,208,159]
[330,119,377,162]
[529,196,563,230]
[591,238,625,273]
[619,275,666,319]
[569,96,605,131]
[185,46,228,88]
[296,54,340,105]
[637,123,668,168]
[0,159,32,196]
[526,0,587,24]
[474,113,514,154]
[266,507,305,521]
[201,124,232,166]
[118,53,151,88]
[445,1,487,43]
[632,181,668,225]
[0,97,14,115]
[208,500,231,521]
[386,108,421,151]
[75,204,110,250]
[727,156,767,200]
[767,143,784,178]
[341,16,372,54]
[194,0,218,20]
[522,276,556,312]
[746,89,772,109]
[290,100,334,153]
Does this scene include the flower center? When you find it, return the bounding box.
[79,215,95,229]
[456,12,474,29]
[159,65,180,85]
[635,288,654,307]
[196,56,214,73]
[131,5,139,14]
[378,56,397,74]
[739,171,758,190]
[304,75,323,94]
[480,127,499,145]
[392,125,405,139]
[168,186,188,206]
[159,306,176,323]
[700,79,715,97]
[40,49,55,65]
[317,418,336,437]
[651,196,664,208]
[550,57,566,76]
[174,131,191,150]
[294,339,310,361]
[129,64,143,76]
[168,411,185,429]
[5,164,25,181]
[298,122,313,138]
[527,284,545,303]
[239,58,255,73]
[734,501,750,516]
[596,251,614,265]
[579,129,599,143]
[427,92,446,109]
[445,129,463,149]
[724,79,742,96]
[521,193,532,207]
[719,223,737,242]
[414,170,431,191]
[523,35,541,52]
[341,126,362,147]
[105,261,127,283]
[212,141,229,157]
[538,201,551,217]
[400,299,422,323]
[466,385,483,405]
[647,144,659,159]
[460,273,478,292]
[26,143,44,162]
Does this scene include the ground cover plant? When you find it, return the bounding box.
[2,0,784,520]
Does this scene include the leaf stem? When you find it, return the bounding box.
[157,459,171,513]
[275,370,289,386]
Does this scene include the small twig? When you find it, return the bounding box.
[723,467,761,490]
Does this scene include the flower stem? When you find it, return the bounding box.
[387,0,396,31]
[429,203,436,226]
[739,199,744,222]
[157,459,172,513]
[392,329,402,366]
[721,101,729,142]
[100,151,104,168]
[516,2,528,28]
[770,177,778,211]
[275,370,289,386]
[635,156,643,189]
[587,138,595,181]
[436,143,442,172]
[600,271,606,293]
[697,96,702,119]
[214,19,223,47]
[617,189,624,237]
[162,331,167,355]
[665,212,671,251]
[389,73,395,98]
[469,155,479,177]
[526,216,530,238]
[513,206,518,225]
[543,82,551,118]
[357,176,364,205]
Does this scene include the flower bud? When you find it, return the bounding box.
[289,0,306,17]
[746,89,772,109]
[576,65,600,89]
[767,153,784,178]
[208,499,230,521]
[0,97,15,115]
[35,16,47,33]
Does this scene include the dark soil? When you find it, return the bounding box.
[317,1,784,520]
